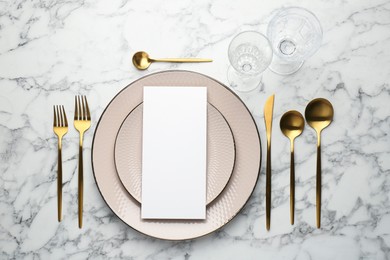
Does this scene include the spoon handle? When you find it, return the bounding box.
[316,134,321,228]
[290,141,295,225]
[152,58,213,63]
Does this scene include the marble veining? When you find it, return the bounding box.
[1,0,390,259]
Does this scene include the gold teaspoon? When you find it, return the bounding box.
[132,51,213,70]
[280,110,304,225]
[305,98,334,228]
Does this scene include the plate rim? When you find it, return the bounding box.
[91,70,262,240]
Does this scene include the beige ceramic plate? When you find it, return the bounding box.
[114,103,235,205]
[92,71,261,240]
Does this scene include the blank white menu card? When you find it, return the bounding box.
[141,86,207,219]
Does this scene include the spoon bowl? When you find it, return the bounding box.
[280,110,305,141]
[305,98,334,133]
[132,51,152,70]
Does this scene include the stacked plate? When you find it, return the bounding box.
[92,71,261,240]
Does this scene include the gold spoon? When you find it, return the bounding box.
[132,51,213,70]
[280,110,304,225]
[305,98,334,228]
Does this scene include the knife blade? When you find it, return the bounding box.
[264,94,274,231]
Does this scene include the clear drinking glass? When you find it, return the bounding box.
[227,31,273,92]
[267,7,322,75]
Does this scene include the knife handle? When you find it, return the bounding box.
[266,144,271,231]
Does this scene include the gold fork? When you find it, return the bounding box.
[74,96,91,228]
[53,105,68,222]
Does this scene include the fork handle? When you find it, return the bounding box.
[78,134,84,229]
[57,140,63,222]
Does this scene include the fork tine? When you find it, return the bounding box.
[53,106,57,127]
[78,96,83,120]
[74,96,78,120]
[81,95,86,120]
[62,105,68,127]
[60,105,64,127]
[59,105,63,127]
[58,105,62,127]
[84,96,91,121]
[56,105,61,127]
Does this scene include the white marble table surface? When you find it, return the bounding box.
[1,0,390,259]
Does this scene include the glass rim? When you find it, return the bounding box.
[266,6,323,61]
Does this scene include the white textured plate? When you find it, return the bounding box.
[114,103,235,205]
[92,71,261,240]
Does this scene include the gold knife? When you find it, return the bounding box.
[264,94,275,231]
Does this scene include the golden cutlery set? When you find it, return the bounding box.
[53,96,91,228]
[52,49,334,232]
[264,95,334,230]
[51,85,334,235]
